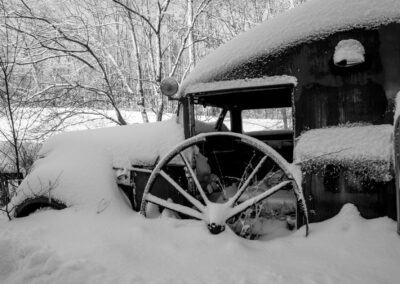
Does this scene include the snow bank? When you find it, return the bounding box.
[181,0,400,92]
[294,124,393,181]
[1,203,400,283]
[183,75,297,97]
[39,118,184,168]
[9,118,185,214]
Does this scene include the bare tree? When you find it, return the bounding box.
[0,0,61,211]
[112,0,212,120]
[12,0,131,124]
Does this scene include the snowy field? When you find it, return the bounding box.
[0,108,174,142]
[0,204,400,284]
[0,108,283,142]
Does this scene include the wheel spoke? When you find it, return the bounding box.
[145,193,204,220]
[228,155,268,207]
[179,152,210,205]
[238,151,256,189]
[227,180,291,219]
[159,170,206,212]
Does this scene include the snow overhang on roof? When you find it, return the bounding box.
[180,0,400,94]
[183,75,297,97]
[182,76,297,109]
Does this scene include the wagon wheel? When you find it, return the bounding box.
[141,132,309,238]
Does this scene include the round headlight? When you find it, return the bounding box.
[160,77,179,97]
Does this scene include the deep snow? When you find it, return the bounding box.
[8,118,185,213]
[0,204,399,284]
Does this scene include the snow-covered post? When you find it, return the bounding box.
[394,92,400,235]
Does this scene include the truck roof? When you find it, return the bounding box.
[180,0,400,95]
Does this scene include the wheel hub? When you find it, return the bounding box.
[207,223,225,234]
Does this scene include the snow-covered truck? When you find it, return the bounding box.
[7,0,400,238]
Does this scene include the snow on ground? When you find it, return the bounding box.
[0,204,399,284]
[195,115,287,132]
[180,0,400,92]
[0,108,173,142]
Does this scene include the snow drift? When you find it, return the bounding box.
[1,203,400,283]
[8,119,185,214]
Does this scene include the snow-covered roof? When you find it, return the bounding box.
[181,0,400,93]
[183,75,297,97]
[294,124,393,182]
[10,119,185,213]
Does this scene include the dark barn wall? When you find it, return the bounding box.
[220,23,400,136]
[217,23,400,222]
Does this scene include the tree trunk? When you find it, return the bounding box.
[187,0,195,70]
[281,108,288,129]
[155,32,164,121]
[3,71,21,180]
[156,90,165,121]
[129,17,149,123]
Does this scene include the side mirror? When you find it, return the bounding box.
[160,77,179,98]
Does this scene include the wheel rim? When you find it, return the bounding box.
[141,132,309,239]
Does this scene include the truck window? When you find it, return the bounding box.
[194,105,231,131]
[242,107,292,132]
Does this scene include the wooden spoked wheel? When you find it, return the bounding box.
[141,132,308,239]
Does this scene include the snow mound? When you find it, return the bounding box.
[334,203,362,223]
[333,39,365,67]
[8,119,185,214]
[39,118,184,168]
[181,0,400,91]
[1,203,400,283]
[294,124,393,181]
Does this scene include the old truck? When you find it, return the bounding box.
[7,0,400,238]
